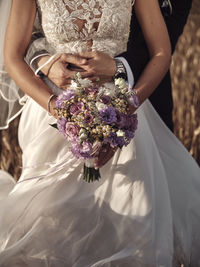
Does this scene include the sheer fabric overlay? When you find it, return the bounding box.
[0,0,200,266]
[0,0,25,130]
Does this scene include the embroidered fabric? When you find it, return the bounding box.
[36,0,133,57]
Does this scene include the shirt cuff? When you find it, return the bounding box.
[115,57,134,89]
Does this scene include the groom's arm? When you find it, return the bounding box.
[119,0,193,82]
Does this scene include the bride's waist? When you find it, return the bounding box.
[49,39,126,58]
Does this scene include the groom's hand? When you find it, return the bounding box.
[37,51,117,88]
[37,53,93,89]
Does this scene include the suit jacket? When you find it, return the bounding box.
[120,0,193,130]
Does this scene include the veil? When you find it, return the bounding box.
[0,0,25,130]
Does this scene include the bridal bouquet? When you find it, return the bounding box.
[54,73,138,182]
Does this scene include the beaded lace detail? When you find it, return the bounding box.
[36,0,133,57]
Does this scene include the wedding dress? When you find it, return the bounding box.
[0,0,200,266]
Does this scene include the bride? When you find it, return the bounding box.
[0,0,200,266]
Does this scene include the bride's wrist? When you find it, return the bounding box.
[47,94,58,118]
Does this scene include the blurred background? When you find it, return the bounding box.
[0,0,200,181]
[172,0,200,165]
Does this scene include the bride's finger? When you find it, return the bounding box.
[61,53,87,66]
[78,51,94,59]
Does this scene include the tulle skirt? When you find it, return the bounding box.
[0,91,200,266]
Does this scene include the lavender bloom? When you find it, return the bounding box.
[71,141,93,160]
[57,117,67,137]
[124,114,138,132]
[69,102,84,115]
[116,137,127,148]
[86,86,99,95]
[115,110,126,128]
[65,122,80,140]
[125,130,135,140]
[100,95,111,104]
[129,95,140,108]
[104,132,126,148]
[99,107,117,124]
[56,90,75,108]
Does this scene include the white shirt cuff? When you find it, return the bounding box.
[115,57,134,89]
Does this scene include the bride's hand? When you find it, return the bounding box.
[94,143,117,169]
[78,51,117,83]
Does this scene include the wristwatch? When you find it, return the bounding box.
[113,59,127,80]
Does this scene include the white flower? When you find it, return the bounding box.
[116,130,125,137]
[96,102,107,111]
[115,78,128,90]
[78,78,93,88]
[70,80,79,89]
[100,83,116,97]
[93,117,101,124]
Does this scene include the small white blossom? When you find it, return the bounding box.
[70,80,79,89]
[96,102,107,111]
[100,83,116,97]
[116,130,125,137]
[78,78,93,88]
[115,78,128,90]
[93,117,101,124]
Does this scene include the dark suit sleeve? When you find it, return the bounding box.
[166,0,193,53]
[119,0,193,82]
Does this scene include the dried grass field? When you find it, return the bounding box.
[172,0,200,165]
[0,0,200,183]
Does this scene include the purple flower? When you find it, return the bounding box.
[129,95,140,108]
[115,110,126,128]
[99,107,117,124]
[84,112,94,124]
[71,141,93,160]
[57,117,67,136]
[56,90,75,108]
[86,86,99,95]
[69,102,84,115]
[104,132,125,148]
[124,114,138,132]
[125,130,135,140]
[65,122,80,140]
[116,137,127,148]
[100,95,111,104]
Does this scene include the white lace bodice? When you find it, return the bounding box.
[36,0,133,57]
